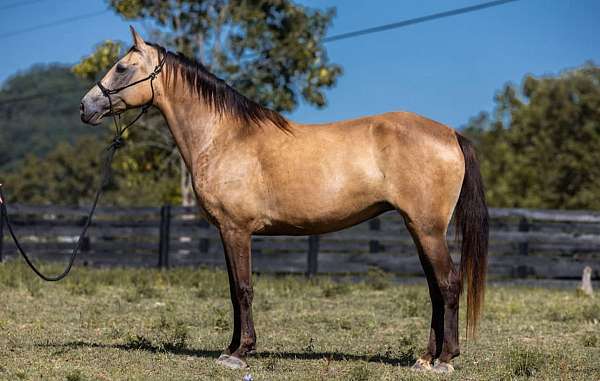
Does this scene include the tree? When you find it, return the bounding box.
[0,65,99,170]
[464,63,600,209]
[109,0,341,111]
[3,136,180,206]
[74,0,342,205]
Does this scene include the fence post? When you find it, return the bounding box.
[199,218,210,254]
[518,217,529,256]
[158,205,171,268]
[369,218,381,253]
[0,209,4,263]
[306,235,319,278]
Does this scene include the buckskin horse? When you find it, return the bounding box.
[80,27,488,373]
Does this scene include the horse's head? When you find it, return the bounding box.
[80,26,162,125]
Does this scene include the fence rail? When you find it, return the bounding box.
[1,204,599,279]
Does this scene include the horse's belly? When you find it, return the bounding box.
[254,139,390,234]
[255,201,393,236]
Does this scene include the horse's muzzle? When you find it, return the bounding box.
[80,99,106,125]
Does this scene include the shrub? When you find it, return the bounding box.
[505,346,545,378]
[364,268,392,291]
[348,362,370,381]
[65,370,84,381]
[66,276,98,296]
[582,333,599,347]
[322,282,351,298]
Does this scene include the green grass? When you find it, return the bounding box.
[0,261,598,380]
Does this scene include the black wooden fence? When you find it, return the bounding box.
[1,204,599,279]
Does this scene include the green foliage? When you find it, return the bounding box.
[2,134,180,205]
[3,136,110,205]
[153,315,189,350]
[123,334,154,350]
[364,267,393,291]
[0,64,181,206]
[465,63,600,209]
[348,362,370,381]
[582,333,599,348]
[505,345,545,378]
[322,281,352,298]
[65,370,85,381]
[107,0,341,112]
[0,65,99,170]
[66,274,99,296]
[72,40,123,81]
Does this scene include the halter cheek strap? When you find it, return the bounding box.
[96,47,167,138]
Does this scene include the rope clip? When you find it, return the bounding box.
[110,137,125,150]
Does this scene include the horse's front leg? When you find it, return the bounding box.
[216,226,255,369]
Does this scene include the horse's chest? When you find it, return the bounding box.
[192,168,264,225]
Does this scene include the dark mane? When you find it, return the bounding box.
[147,43,290,132]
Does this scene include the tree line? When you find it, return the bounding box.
[1,0,599,210]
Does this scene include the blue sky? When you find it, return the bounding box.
[1,0,599,128]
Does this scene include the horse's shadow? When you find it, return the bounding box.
[37,340,414,367]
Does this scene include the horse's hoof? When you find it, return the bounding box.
[216,355,248,369]
[432,361,454,373]
[411,358,433,371]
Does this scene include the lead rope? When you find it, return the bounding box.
[0,48,166,281]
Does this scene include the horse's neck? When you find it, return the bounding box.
[155,87,229,173]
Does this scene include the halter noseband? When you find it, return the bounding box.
[96,47,167,141]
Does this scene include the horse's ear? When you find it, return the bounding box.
[130,25,147,50]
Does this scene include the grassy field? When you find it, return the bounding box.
[0,262,598,380]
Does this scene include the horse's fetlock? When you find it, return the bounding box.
[440,346,460,362]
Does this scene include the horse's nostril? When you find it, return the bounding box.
[80,102,85,113]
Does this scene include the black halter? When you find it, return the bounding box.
[0,47,168,282]
[96,46,167,146]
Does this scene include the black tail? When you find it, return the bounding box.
[454,133,489,338]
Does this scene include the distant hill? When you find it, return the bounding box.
[0,64,102,169]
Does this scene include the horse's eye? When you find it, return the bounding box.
[116,63,128,73]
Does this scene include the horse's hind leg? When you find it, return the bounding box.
[405,217,461,373]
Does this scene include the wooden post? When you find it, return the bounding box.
[199,219,210,254]
[0,209,4,263]
[369,240,380,253]
[578,266,593,297]
[369,218,381,231]
[369,217,381,253]
[158,205,171,268]
[518,217,529,256]
[306,235,319,278]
